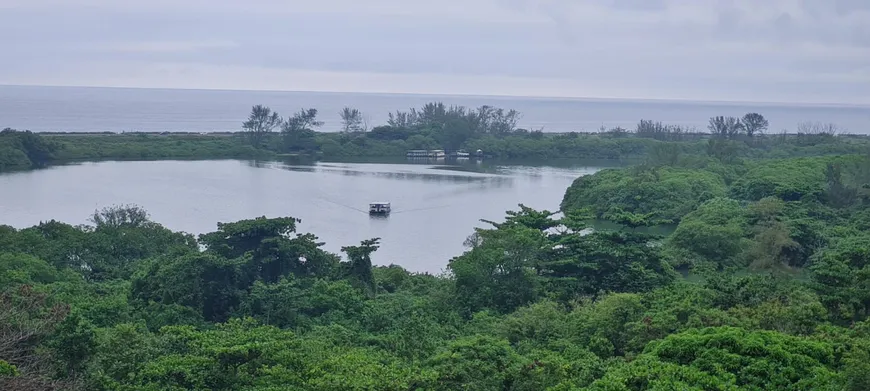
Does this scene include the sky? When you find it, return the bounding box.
[0,0,868,104]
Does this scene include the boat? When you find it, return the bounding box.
[369,202,391,215]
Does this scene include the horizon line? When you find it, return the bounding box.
[1,83,868,109]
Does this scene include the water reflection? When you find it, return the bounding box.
[274,163,510,185]
[245,159,276,169]
[422,180,514,200]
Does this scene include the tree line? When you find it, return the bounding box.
[240,102,854,159]
[242,102,526,153]
[1,105,858,172]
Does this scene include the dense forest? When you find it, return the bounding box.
[2,127,870,390]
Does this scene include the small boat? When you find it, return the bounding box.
[369,202,391,215]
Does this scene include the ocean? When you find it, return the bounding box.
[1,85,868,134]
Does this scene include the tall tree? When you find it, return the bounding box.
[707,116,744,138]
[339,107,366,133]
[742,112,769,137]
[341,238,380,296]
[824,162,858,208]
[89,204,151,229]
[242,105,281,148]
[282,108,323,152]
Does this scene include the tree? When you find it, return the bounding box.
[0,129,58,167]
[810,233,870,322]
[89,204,151,229]
[604,209,667,230]
[668,197,747,267]
[282,108,323,152]
[544,230,676,300]
[451,226,545,315]
[341,238,380,296]
[436,118,474,151]
[561,167,727,223]
[707,116,744,138]
[199,216,339,280]
[424,335,523,391]
[742,112,769,137]
[242,105,281,148]
[130,253,245,322]
[584,327,843,390]
[339,107,367,133]
[824,162,858,208]
[0,285,81,391]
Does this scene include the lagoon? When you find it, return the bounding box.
[0,159,614,273]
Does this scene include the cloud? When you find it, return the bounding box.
[0,0,867,104]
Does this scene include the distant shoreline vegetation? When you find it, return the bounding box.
[2,102,869,173]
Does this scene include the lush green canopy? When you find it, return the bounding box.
[2,133,870,390]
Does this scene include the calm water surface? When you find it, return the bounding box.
[0,159,612,273]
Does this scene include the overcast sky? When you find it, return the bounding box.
[0,0,868,104]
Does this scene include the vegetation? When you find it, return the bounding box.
[0,132,271,172]
[2,135,870,389]
[0,128,59,171]
[4,106,868,174]
[50,133,272,162]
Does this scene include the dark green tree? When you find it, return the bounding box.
[242,104,281,148]
[282,108,322,152]
[742,112,769,137]
[341,238,380,296]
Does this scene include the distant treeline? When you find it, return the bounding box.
[238,103,857,153]
[1,103,868,172]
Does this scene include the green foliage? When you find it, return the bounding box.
[561,166,727,222]
[5,142,870,390]
[242,104,282,148]
[425,335,523,390]
[0,253,60,286]
[586,327,843,390]
[544,230,677,300]
[282,108,322,152]
[451,206,675,316]
[450,224,544,315]
[668,198,748,267]
[0,128,58,170]
[0,360,18,377]
[49,133,271,162]
[199,216,339,281]
[729,157,848,201]
[131,253,245,322]
[47,311,97,375]
[810,233,870,322]
[342,238,380,296]
[4,107,867,170]
[569,293,647,357]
